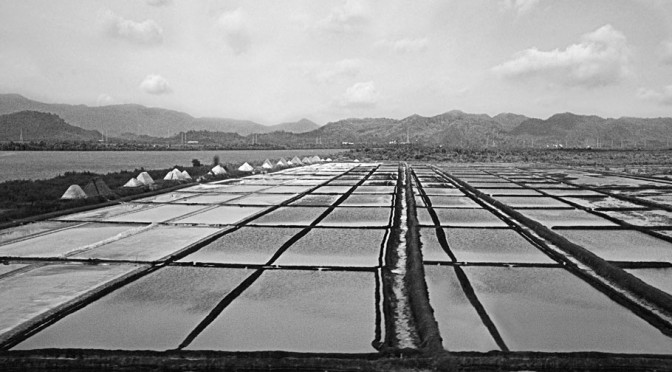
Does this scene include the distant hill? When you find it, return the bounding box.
[0,111,102,142]
[0,94,320,137]
[493,113,531,131]
[509,113,672,146]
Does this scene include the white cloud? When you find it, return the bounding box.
[96,94,115,106]
[100,10,163,45]
[499,0,540,15]
[139,74,171,95]
[637,86,672,105]
[376,37,429,54]
[146,0,171,6]
[660,41,672,65]
[217,8,251,54]
[492,24,631,88]
[340,81,378,107]
[316,0,369,33]
[307,59,361,84]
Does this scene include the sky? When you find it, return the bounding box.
[1,0,671,125]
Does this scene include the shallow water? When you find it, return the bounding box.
[625,268,672,295]
[462,266,672,353]
[106,204,208,223]
[250,207,327,226]
[0,221,79,245]
[318,207,392,227]
[174,193,244,204]
[289,194,341,206]
[178,227,302,265]
[225,193,296,206]
[480,189,543,196]
[0,263,29,276]
[424,266,499,351]
[561,196,646,210]
[424,196,480,208]
[185,270,378,353]
[274,228,385,267]
[72,226,222,261]
[340,194,393,207]
[56,203,156,221]
[522,209,617,227]
[13,267,251,350]
[555,229,672,262]
[603,210,672,227]
[445,228,553,263]
[0,224,140,258]
[416,208,508,227]
[175,206,267,225]
[495,196,571,208]
[0,263,140,337]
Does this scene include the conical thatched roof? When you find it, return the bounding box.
[262,159,273,169]
[291,156,302,165]
[61,184,87,199]
[164,168,181,180]
[181,170,192,179]
[301,157,312,164]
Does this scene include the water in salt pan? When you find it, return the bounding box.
[0,224,141,258]
[495,196,571,208]
[561,196,645,210]
[416,208,508,227]
[625,268,672,295]
[289,194,341,206]
[258,185,313,194]
[56,203,156,221]
[13,267,250,350]
[175,206,267,225]
[174,193,244,204]
[352,186,395,194]
[185,270,378,353]
[446,228,552,263]
[178,227,302,265]
[106,204,208,223]
[555,229,672,262]
[462,266,672,353]
[0,263,141,338]
[0,263,29,277]
[225,193,296,206]
[318,207,392,227]
[424,196,480,208]
[0,221,79,245]
[603,210,672,227]
[420,188,464,196]
[312,185,353,194]
[136,192,195,203]
[274,228,386,267]
[71,226,221,261]
[250,207,327,226]
[340,194,393,207]
[481,189,543,196]
[424,266,499,351]
[522,209,617,227]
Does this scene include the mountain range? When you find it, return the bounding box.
[0,94,319,137]
[1,94,671,147]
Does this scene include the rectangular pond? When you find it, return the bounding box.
[185,270,379,353]
[318,207,392,227]
[424,265,499,351]
[462,266,672,353]
[495,196,572,209]
[625,268,672,295]
[0,221,80,245]
[274,228,386,267]
[0,263,141,338]
[289,194,341,206]
[340,194,394,207]
[0,223,142,258]
[424,196,480,208]
[249,207,328,226]
[178,227,302,265]
[521,209,618,227]
[106,204,209,224]
[174,206,268,226]
[445,228,553,264]
[13,267,251,351]
[554,229,672,263]
[174,193,245,204]
[71,226,222,262]
[416,208,508,227]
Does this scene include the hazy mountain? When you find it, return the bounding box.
[0,111,102,142]
[0,94,319,137]
[493,113,531,131]
[269,118,320,133]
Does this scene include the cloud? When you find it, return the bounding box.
[376,37,429,54]
[340,81,378,107]
[637,86,672,105]
[146,0,171,6]
[499,0,540,15]
[316,0,369,33]
[101,10,163,45]
[217,8,251,54]
[660,41,672,65]
[139,74,171,94]
[96,94,115,106]
[492,24,631,88]
[305,59,361,84]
